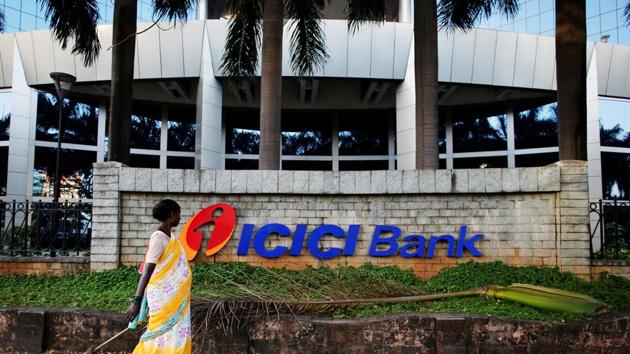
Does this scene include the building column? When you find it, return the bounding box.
[586,49,602,202]
[399,0,413,23]
[395,42,416,170]
[6,40,38,201]
[195,22,223,170]
[197,0,208,20]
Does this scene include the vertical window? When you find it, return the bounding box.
[130,103,161,150]
[167,106,196,152]
[600,99,630,148]
[33,147,96,199]
[452,113,507,153]
[36,93,99,145]
[0,91,10,140]
[282,112,332,156]
[515,102,558,149]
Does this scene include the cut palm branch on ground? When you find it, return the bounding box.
[191,266,608,343]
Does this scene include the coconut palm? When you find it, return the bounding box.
[555,0,586,160]
[36,0,195,164]
[221,0,386,170]
[0,6,5,32]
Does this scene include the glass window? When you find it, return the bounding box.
[600,29,618,44]
[5,0,22,10]
[282,112,331,156]
[600,11,618,32]
[619,26,630,46]
[586,0,599,18]
[338,111,390,155]
[601,152,630,199]
[514,19,527,33]
[515,102,558,149]
[515,152,559,167]
[438,116,446,154]
[20,13,36,30]
[540,10,554,32]
[526,16,540,33]
[439,159,446,169]
[526,0,539,17]
[600,1,617,14]
[452,113,507,153]
[167,156,195,169]
[600,99,630,148]
[339,160,388,171]
[167,106,196,152]
[131,103,161,150]
[282,160,332,171]
[453,156,507,169]
[5,7,20,30]
[129,154,159,168]
[226,158,258,170]
[540,0,553,12]
[225,109,259,155]
[0,147,7,196]
[587,16,601,36]
[33,147,96,199]
[36,93,99,145]
[0,91,10,140]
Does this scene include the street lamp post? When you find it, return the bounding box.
[50,72,76,204]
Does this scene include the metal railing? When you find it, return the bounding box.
[589,199,630,260]
[0,200,92,257]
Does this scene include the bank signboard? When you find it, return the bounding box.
[180,203,483,261]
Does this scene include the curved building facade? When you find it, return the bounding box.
[0,0,628,205]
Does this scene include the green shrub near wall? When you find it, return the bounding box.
[0,262,628,322]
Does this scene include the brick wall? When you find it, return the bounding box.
[91,161,594,279]
[0,257,90,276]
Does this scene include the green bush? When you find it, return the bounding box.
[0,261,628,322]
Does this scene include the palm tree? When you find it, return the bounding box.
[221,0,385,170]
[37,0,194,164]
[555,0,586,160]
[435,0,519,168]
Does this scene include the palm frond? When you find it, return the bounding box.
[0,7,5,33]
[151,0,195,22]
[438,0,519,31]
[345,0,386,33]
[284,0,329,76]
[220,0,263,77]
[38,0,101,66]
[625,2,630,28]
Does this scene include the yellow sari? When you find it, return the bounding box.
[133,237,192,354]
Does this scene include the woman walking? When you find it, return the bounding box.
[126,199,192,353]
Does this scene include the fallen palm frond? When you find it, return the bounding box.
[485,283,608,315]
[190,266,608,349]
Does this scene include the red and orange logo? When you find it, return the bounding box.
[179,203,236,260]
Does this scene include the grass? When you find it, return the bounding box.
[0,261,628,322]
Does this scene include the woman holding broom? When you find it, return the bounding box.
[126,199,192,353]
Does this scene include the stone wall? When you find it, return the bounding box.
[90,161,595,279]
[0,257,89,276]
[1,308,628,353]
[591,260,630,280]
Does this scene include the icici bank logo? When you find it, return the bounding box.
[179,203,237,260]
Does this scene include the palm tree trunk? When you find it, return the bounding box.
[414,0,439,169]
[556,0,587,160]
[258,0,283,170]
[108,0,137,164]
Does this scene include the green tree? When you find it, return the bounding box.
[221,0,386,170]
[34,0,194,165]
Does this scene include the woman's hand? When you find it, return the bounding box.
[126,303,141,322]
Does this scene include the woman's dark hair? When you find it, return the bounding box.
[152,199,181,221]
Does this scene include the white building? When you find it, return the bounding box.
[0,0,628,204]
